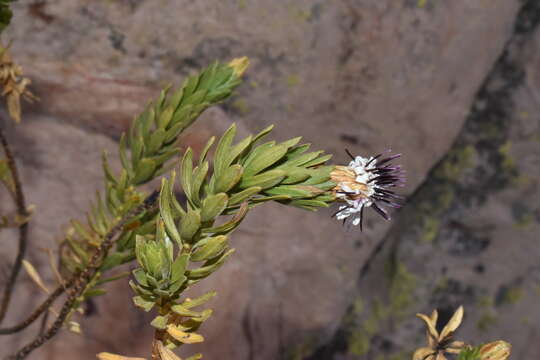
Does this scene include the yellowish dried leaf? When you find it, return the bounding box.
[416,313,438,340]
[22,259,49,294]
[166,325,204,344]
[446,341,465,354]
[7,91,21,123]
[157,341,183,360]
[43,247,64,285]
[412,347,435,360]
[440,305,463,339]
[96,352,147,360]
[429,309,438,325]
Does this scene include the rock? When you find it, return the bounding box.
[311,1,540,359]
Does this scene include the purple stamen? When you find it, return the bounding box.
[372,203,390,220]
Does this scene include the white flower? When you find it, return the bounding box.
[331,151,405,229]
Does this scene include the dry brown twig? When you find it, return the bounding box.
[0,120,30,324]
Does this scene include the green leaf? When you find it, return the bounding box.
[180,209,201,242]
[180,148,194,200]
[251,125,274,144]
[158,105,174,129]
[179,309,213,329]
[95,271,130,286]
[190,162,209,206]
[223,135,252,170]
[171,253,189,284]
[130,282,155,298]
[301,166,333,185]
[132,268,148,286]
[151,315,170,330]
[70,220,96,245]
[278,150,322,168]
[100,251,134,272]
[213,124,237,178]
[282,144,311,160]
[190,235,228,262]
[101,151,117,185]
[133,295,155,312]
[264,185,315,199]
[181,290,217,309]
[279,136,302,149]
[239,169,286,189]
[457,346,481,360]
[184,89,208,107]
[118,134,133,176]
[132,158,157,185]
[186,248,235,280]
[241,141,274,166]
[197,62,218,89]
[147,128,167,155]
[170,304,204,318]
[280,167,311,184]
[288,199,330,210]
[199,136,215,166]
[182,73,201,99]
[66,237,89,266]
[168,171,185,217]
[82,288,107,300]
[131,135,145,170]
[250,194,291,203]
[135,235,149,269]
[149,149,180,170]
[167,87,184,113]
[303,154,333,168]
[228,186,262,205]
[214,164,243,193]
[159,178,182,245]
[203,202,248,235]
[243,144,288,177]
[200,193,229,222]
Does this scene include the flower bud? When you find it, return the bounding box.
[228,56,250,77]
[479,341,511,360]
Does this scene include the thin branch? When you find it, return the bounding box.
[37,308,48,336]
[0,121,30,324]
[6,190,159,360]
[0,278,73,335]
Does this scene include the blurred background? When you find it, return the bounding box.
[1,0,539,359]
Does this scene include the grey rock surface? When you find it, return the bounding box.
[309,2,540,359]
[0,0,534,359]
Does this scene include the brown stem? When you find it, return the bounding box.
[0,122,29,324]
[5,191,159,360]
[0,278,74,335]
[151,329,166,360]
[37,308,49,336]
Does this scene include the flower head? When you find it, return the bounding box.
[331,150,405,229]
[413,306,466,360]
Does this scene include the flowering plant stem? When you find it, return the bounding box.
[0,119,29,324]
